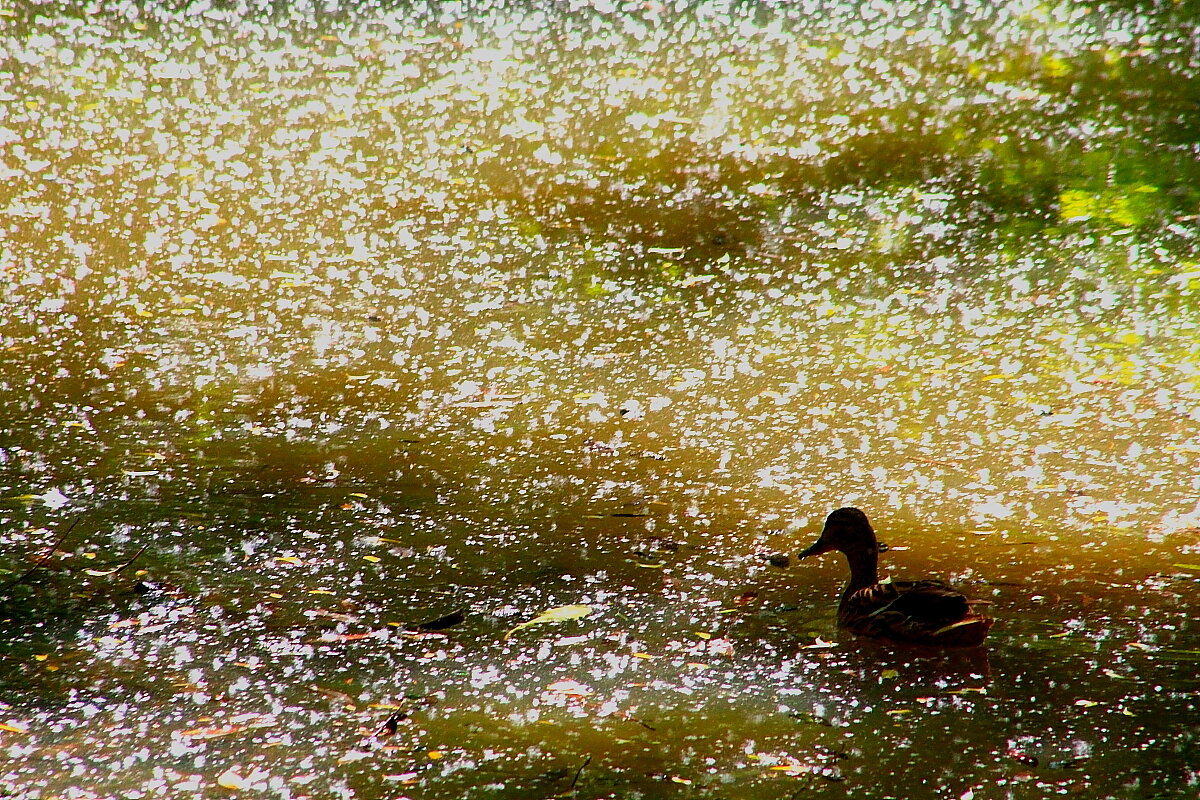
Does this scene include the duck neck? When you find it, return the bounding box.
[840,547,879,599]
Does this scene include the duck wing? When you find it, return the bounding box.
[841,580,991,646]
[878,580,973,621]
[842,580,966,621]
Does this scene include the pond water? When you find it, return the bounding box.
[1,1,1198,797]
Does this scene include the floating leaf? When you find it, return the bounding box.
[553,635,589,646]
[801,637,836,649]
[384,772,419,783]
[769,763,807,773]
[503,604,593,640]
[216,768,246,789]
[546,679,593,696]
[181,725,246,739]
[317,632,373,642]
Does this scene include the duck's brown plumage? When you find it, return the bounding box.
[799,507,993,647]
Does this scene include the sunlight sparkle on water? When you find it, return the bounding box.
[1,1,1198,798]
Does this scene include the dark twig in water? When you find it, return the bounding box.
[632,716,656,731]
[110,544,149,576]
[0,514,84,596]
[567,754,591,793]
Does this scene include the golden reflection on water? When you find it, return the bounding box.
[1,1,1198,798]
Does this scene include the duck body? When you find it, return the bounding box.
[800,507,993,648]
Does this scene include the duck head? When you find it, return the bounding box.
[799,508,882,589]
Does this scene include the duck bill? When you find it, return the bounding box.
[798,539,834,559]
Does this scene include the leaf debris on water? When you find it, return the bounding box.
[503,604,594,640]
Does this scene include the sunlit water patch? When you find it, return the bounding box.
[1,1,1198,797]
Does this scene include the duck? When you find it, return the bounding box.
[798,507,993,647]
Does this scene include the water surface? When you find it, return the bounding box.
[1,1,1198,797]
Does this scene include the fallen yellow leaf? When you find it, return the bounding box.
[216,768,245,789]
[503,604,594,640]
